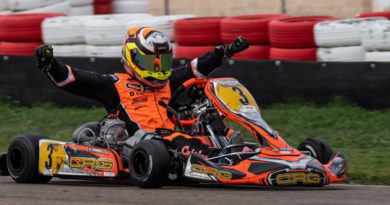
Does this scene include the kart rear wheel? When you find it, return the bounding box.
[297,138,333,164]
[129,140,170,188]
[7,134,52,183]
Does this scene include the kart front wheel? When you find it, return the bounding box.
[297,138,333,164]
[129,140,170,188]
[7,134,52,183]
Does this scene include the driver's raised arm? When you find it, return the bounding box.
[34,45,118,106]
[169,36,249,91]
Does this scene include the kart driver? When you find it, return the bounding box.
[34,26,249,158]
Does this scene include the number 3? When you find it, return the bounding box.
[232,87,249,105]
[45,144,54,169]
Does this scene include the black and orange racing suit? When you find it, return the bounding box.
[45,50,226,157]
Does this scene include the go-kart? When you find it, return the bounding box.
[0,77,347,188]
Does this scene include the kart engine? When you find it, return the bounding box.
[98,117,129,149]
[72,117,129,150]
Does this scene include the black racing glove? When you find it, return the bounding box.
[216,36,250,63]
[34,44,54,72]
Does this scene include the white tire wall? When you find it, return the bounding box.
[126,15,195,41]
[361,21,390,51]
[0,0,8,11]
[365,51,390,62]
[42,16,87,44]
[84,14,152,45]
[52,45,87,57]
[86,45,122,57]
[112,0,149,14]
[8,0,62,11]
[314,17,387,47]
[17,1,71,15]
[317,46,366,62]
[69,0,93,6]
[69,4,94,16]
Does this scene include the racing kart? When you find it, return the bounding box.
[0,77,347,188]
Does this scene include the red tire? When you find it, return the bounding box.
[174,45,215,59]
[0,13,65,42]
[94,3,112,14]
[270,47,317,61]
[174,17,224,45]
[355,11,390,19]
[220,14,288,44]
[269,16,338,48]
[0,42,42,56]
[94,0,112,3]
[232,45,270,60]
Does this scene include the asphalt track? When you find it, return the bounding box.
[1,177,390,205]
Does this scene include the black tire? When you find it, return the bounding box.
[297,138,333,164]
[7,134,52,183]
[129,140,170,188]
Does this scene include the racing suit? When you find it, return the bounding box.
[44,50,227,157]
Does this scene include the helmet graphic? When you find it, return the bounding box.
[122,26,173,88]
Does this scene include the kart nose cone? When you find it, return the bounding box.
[328,152,347,178]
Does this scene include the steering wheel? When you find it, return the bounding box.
[167,78,209,126]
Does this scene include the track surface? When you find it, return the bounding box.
[0,176,389,205]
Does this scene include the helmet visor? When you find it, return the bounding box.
[131,49,172,73]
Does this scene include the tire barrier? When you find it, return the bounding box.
[51,44,87,57]
[16,1,71,15]
[356,11,390,19]
[173,45,215,59]
[42,16,86,44]
[232,45,270,60]
[314,17,387,47]
[86,45,122,57]
[220,14,288,44]
[112,0,148,14]
[69,4,94,16]
[0,13,65,42]
[174,17,224,45]
[361,21,390,51]
[0,42,42,55]
[365,51,390,62]
[93,2,112,14]
[0,0,8,11]
[70,0,93,7]
[126,15,195,41]
[270,47,317,61]
[269,16,338,48]
[7,0,62,11]
[317,46,365,62]
[83,14,153,45]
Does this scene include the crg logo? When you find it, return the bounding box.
[275,172,321,185]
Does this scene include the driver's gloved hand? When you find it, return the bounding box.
[34,44,54,72]
[216,36,250,63]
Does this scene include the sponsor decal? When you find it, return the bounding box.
[181,145,208,159]
[190,164,232,180]
[104,172,116,177]
[43,168,53,176]
[275,172,321,185]
[132,97,148,104]
[88,148,110,155]
[69,157,113,171]
[39,142,66,175]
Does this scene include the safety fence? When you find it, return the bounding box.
[1,56,390,109]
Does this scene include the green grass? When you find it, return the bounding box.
[1,96,389,185]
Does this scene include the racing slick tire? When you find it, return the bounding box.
[129,140,170,188]
[297,138,333,164]
[6,134,52,183]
